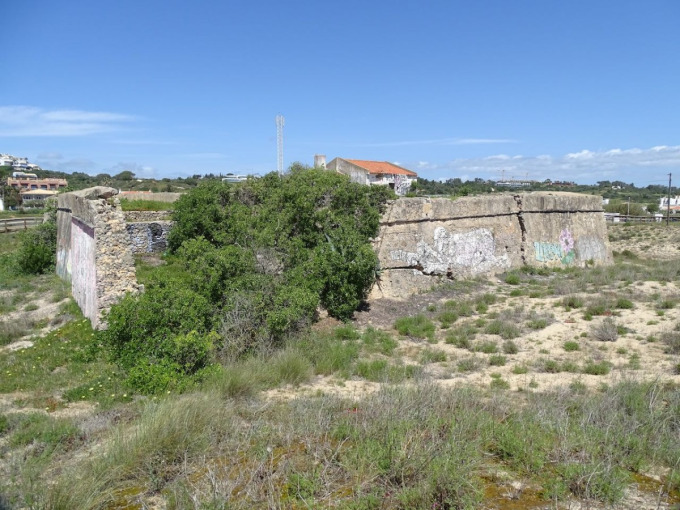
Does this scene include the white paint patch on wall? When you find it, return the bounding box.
[70,219,97,323]
[574,236,608,262]
[390,227,510,275]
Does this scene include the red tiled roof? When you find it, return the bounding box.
[345,159,417,177]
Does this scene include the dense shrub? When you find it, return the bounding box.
[16,221,57,274]
[103,168,393,392]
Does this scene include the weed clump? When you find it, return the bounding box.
[591,317,619,342]
[394,315,436,341]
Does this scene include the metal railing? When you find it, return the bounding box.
[0,217,43,233]
[605,214,680,223]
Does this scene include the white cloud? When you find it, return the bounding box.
[355,137,517,148]
[0,106,136,136]
[412,145,680,185]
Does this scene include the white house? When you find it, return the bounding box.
[659,196,680,212]
[326,158,417,196]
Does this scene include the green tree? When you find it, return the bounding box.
[646,202,659,215]
[114,170,135,181]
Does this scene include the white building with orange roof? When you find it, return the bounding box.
[325,157,417,196]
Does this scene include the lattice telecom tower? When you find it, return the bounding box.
[276,114,284,175]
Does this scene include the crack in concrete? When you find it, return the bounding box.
[380,209,604,227]
[514,195,528,266]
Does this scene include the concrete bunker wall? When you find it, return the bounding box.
[372,192,611,299]
[57,188,611,322]
[57,187,141,328]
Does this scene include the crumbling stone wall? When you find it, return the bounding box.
[57,187,140,328]
[372,192,611,299]
[123,211,173,254]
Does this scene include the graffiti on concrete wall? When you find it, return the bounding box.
[391,227,510,275]
[534,228,576,264]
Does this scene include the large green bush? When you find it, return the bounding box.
[103,168,393,392]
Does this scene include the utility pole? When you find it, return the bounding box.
[667,173,672,227]
[276,115,284,176]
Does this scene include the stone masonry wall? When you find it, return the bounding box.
[372,192,611,299]
[123,211,173,254]
[126,221,173,253]
[57,187,140,328]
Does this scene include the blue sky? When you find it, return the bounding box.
[2,0,679,186]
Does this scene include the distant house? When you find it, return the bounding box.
[20,189,58,206]
[326,158,417,196]
[660,196,680,212]
[7,175,68,191]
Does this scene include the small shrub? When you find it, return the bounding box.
[488,354,507,366]
[0,414,9,435]
[457,356,482,373]
[582,360,611,375]
[478,293,498,305]
[561,361,580,373]
[511,364,528,374]
[509,289,524,297]
[657,299,677,310]
[16,221,57,275]
[502,340,519,354]
[591,317,618,342]
[361,327,397,356]
[270,349,313,386]
[485,320,520,339]
[445,325,476,348]
[334,324,360,340]
[526,318,548,330]
[419,348,447,364]
[540,359,562,373]
[505,272,521,285]
[475,340,498,354]
[437,310,458,327]
[563,341,580,352]
[562,296,584,310]
[628,353,641,370]
[490,377,510,390]
[661,331,680,354]
[394,315,435,341]
[615,298,634,309]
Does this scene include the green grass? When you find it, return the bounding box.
[437,310,459,327]
[474,340,498,354]
[419,348,447,364]
[582,360,612,376]
[504,272,521,285]
[445,324,476,349]
[563,341,580,352]
[394,315,436,341]
[361,327,397,356]
[484,319,521,339]
[119,199,175,211]
[561,295,584,310]
[488,354,507,366]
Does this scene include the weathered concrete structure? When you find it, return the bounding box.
[57,188,611,324]
[56,187,140,328]
[372,192,611,298]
